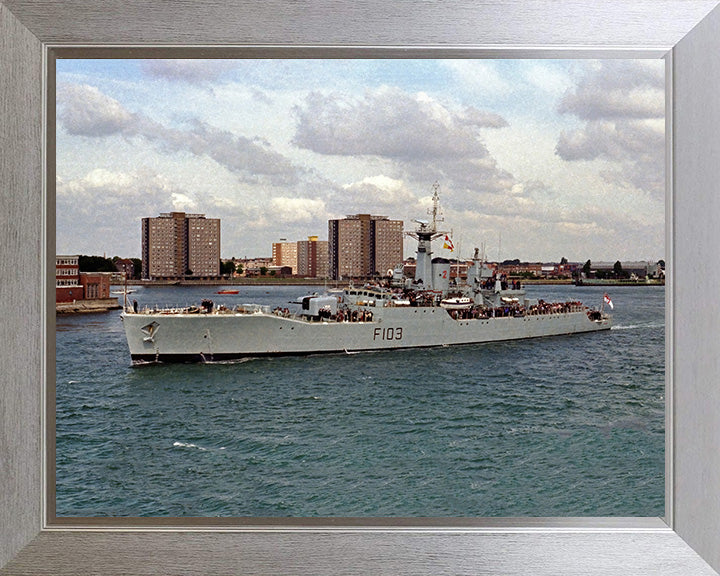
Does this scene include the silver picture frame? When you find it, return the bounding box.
[2,1,720,574]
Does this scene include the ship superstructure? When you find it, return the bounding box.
[121,187,611,364]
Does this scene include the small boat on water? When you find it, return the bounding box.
[216,289,239,294]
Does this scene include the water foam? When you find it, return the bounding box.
[611,322,664,331]
[173,441,208,451]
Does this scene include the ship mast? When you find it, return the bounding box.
[407,182,446,288]
[429,181,442,233]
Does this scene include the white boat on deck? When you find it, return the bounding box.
[440,297,473,310]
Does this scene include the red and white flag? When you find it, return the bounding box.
[443,235,454,252]
[603,293,614,309]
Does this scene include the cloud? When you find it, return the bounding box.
[559,86,663,120]
[56,168,182,255]
[292,86,517,206]
[268,196,328,223]
[148,119,301,184]
[459,106,508,129]
[293,87,506,162]
[141,59,234,84]
[170,192,198,211]
[57,82,301,185]
[555,61,664,197]
[443,60,512,96]
[55,59,664,262]
[58,84,135,136]
[339,175,417,215]
[558,60,663,120]
[56,167,279,257]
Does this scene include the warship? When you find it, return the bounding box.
[121,187,611,364]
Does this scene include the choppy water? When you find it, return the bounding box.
[55,284,664,517]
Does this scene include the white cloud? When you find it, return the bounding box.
[443,60,512,96]
[55,59,665,262]
[57,82,303,185]
[58,84,134,136]
[141,59,235,84]
[57,168,177,255]
[171,192,198,211]
[268,197,328,223]
[522,62,573,98]
[292,86,517,210]
[555,61,664,198]
[342,176,416,207]
[81,167,136,190]
[292,87,507,162]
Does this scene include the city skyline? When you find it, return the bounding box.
[56,58,665,262]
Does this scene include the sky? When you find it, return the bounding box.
[55,58,665,263]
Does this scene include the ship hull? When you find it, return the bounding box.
[121,307,610,364]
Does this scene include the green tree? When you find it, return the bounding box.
[259,266,268,276]
[613,260,624,278]
[78,255,115,272]
[220,260,236,276]
[582,259,592,276]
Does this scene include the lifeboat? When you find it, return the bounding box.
[440,297,473,310]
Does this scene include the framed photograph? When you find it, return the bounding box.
[51,54,666,522]
[3,1,720,574]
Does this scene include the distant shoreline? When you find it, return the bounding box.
[119,278,664,288]
[56,278,663,314]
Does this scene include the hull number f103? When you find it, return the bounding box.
[373,327,403,341]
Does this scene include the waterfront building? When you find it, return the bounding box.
[114,258,135,281]
[589,261,661,279]
[56,255,82,302]
[141,212,220,280]
[241,257,273,276]
[56,255,113,303]
[297,236,329,278]
[79,272,112,299]
[328,214,403,280]
[272,241,298,275]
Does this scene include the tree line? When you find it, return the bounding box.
[78,255,242,278]
[78,255,141,278]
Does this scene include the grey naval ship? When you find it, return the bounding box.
[121,189,611,364]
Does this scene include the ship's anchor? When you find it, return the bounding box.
[141,321,159,343]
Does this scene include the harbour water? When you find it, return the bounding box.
[55,284,664,518]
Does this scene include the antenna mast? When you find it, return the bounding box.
[407,182,447,289]
[429,181,443,233]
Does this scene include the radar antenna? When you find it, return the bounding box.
[407,182,446,241]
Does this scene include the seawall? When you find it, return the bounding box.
[56,298,121,314]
